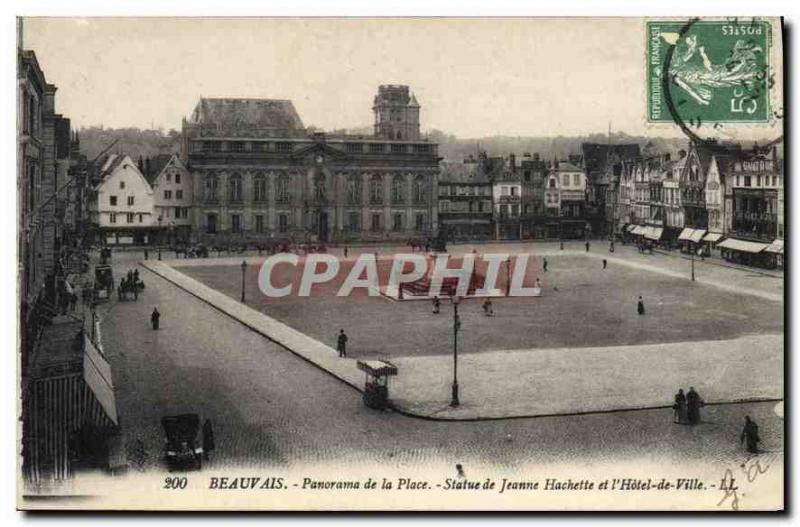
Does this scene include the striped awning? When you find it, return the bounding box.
[626,224,637,233]
[703,232,724,243]
[678,228,695,241]
[631,225,647,236]
[717,238,769,254]
[764,239,784,254]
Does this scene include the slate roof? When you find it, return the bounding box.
[188,98,305,131]
[439,160,492,185]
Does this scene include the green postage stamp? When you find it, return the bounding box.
[647,19,772,124]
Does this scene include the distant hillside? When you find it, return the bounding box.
[77,126,182,163]
[76,125,692,166]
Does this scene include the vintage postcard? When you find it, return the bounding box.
[17,16,784,511]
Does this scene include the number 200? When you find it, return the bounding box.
[164,476,188,489]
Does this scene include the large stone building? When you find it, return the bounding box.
[182,85,439,243]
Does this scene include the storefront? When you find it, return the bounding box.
[764,239,784,269]
[717,238,771,268]
[678,228,706,254]
[702,231,724,256]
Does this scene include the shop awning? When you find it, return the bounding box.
[644,227,664,241]
[717,238,769,254]
[703,232,724,243]
[689,229,706,243]
[626,224,637,233]
[631,225,646,236]
[84,335,118,426]
[764,239,784,254]
[678,228,695,241]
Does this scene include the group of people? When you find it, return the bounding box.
[672,387,704,425]
[124,268,141,289]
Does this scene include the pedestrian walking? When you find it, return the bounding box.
[686,387,704,425]
[127,269,134,283]
[344,246,348,258]
[455,463,466,479]
[602,259,607,270]
[337,329,348,358]
[740,416,760,454]
[609,240,615,253]
[150,307,160,330]
[673,389,688,424]
[535,278,542,289]
[133,268,140,284]
[432,296,440,314]
[144,247,149,260]
[482,298,494,317]
[202,418,215,461]
[543,258,548,272]
[585,240,591,252]
[637,295,645,315]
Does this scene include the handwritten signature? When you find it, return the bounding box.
[717,452,779,510]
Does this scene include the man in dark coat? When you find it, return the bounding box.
[673,389,688,424]
[543,258,548,272]
[337,329,348,358]
[602,259,607,269]
[585,241,591,252]
[432,296,440,314]
[686,386,703,425]
[202,419,215,460]
[151,307,160,330]
[637,296,645,315]
[133,268,140,284]
[740,416,760,453]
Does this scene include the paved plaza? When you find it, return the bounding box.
[98,248,783,473]
[134,240,784,420]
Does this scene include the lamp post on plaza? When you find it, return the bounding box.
[690,241,696,282]
[450,295,461,407]
[240,260,247,302]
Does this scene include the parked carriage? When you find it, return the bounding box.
[161,414,203,472]
[93,264,114,302]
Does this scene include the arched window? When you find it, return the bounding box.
[229,173,243,202]
[549,178,556,189]
[276,174,290,203]
[392,175,406,203]
[205,172,218,201]
[413,175,426,203]
[369,175,383,204]
[253,173,267,202]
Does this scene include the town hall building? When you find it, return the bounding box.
[182,85,440,243]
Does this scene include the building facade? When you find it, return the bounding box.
[144,153,194,243]
[89,154,156,245]
[183,86,439,243]
[438,156,494,240]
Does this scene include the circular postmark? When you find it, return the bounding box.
[658,17,782,152]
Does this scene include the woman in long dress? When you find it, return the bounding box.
[673,389,688,424]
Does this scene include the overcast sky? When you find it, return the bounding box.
[23,17,689,137]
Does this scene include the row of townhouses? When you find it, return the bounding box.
[18,41,119,485]
[437,141,783,269]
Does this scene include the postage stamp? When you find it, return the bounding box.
[647,19,773,125]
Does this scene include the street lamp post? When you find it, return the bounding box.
[240,260,247,302]
[691,241,696,282]
[450,295,461,407]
